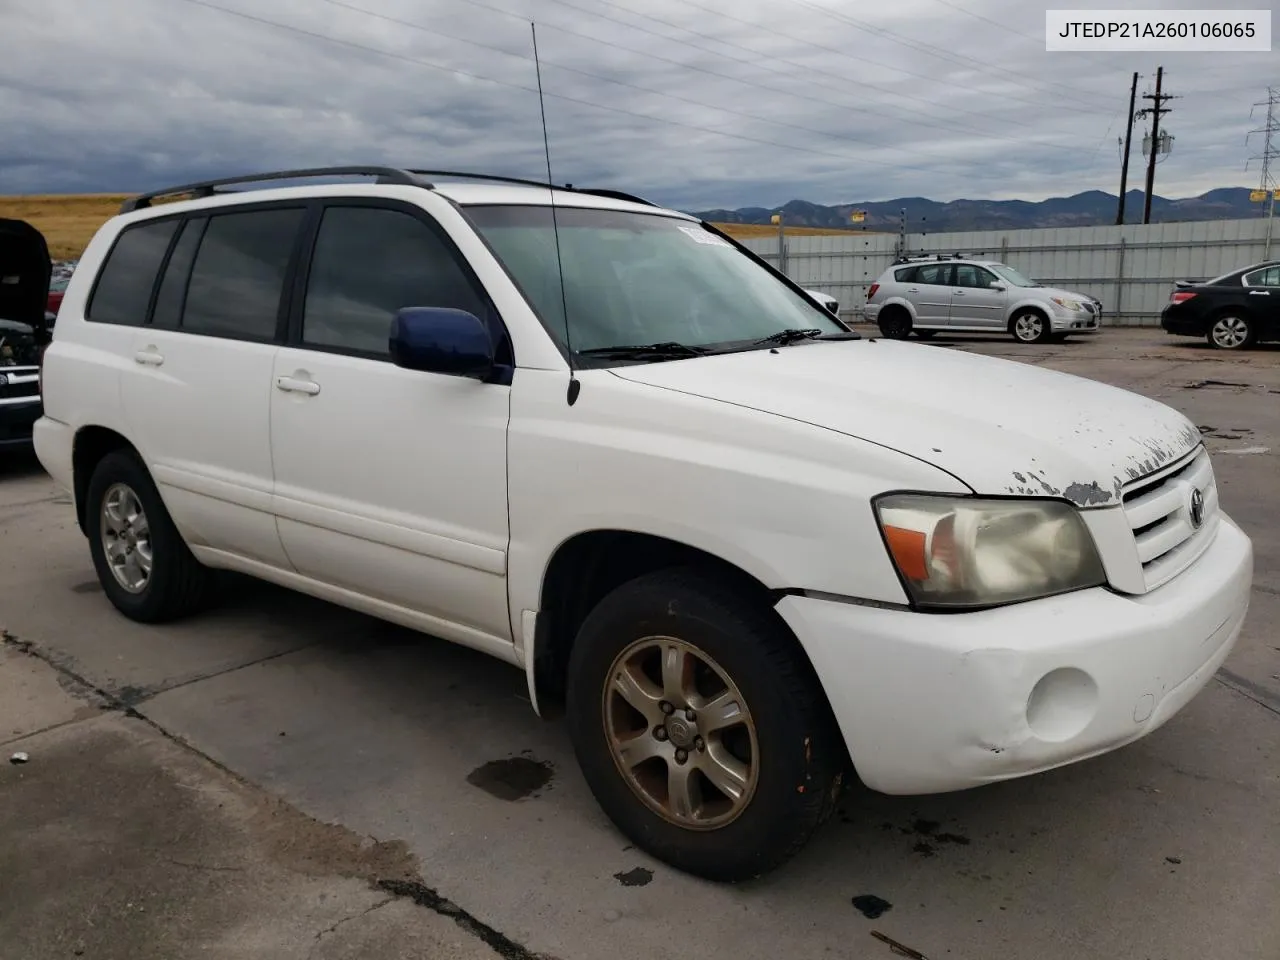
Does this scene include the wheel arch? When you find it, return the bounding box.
[527,529,821,721]
[71,425,142,536]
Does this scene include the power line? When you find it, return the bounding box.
[778,0,1115,113]
[448,0,1044,137]
[166,0,994,181]
[925,0,1123,76]
[539,0,1073,123]
[311,0,1060,161]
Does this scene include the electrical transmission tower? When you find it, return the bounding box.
[1246,87,1280,258]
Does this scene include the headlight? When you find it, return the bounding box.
[875,495,1106,609]
[1051,297,1088,313]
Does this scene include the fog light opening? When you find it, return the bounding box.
[1025,668,1099,743]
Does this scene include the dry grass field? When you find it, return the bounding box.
[0,195,129,260]
[0,194,876,260]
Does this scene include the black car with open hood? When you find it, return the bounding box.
[0,217,52,449]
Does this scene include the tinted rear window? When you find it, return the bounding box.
[151,218,206,330]
[86,219,179,325]
[182,208,303,341]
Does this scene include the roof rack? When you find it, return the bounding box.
[120,165,661,214]
[891,252,969,265]
[118,166,431,213]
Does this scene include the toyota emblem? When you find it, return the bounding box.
[1189,488,1205,528]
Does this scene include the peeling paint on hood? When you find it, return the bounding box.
[609,340,1203,507]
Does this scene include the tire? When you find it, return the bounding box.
[86,450,213,623]
[914,329,937,340]
[877,308,912,340]
[1010,309,1052,344]
[565,568,844,882]
[1206,313,1255,350]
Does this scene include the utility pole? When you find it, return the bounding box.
[1116,71,1139,225]
[1247,87,1280,259]
[1138,67,1176,224]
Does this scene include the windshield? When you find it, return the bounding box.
[987,263,1038,288]
[464,205,844,361]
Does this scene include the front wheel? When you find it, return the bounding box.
[566,569,844,882]
[1207,314,1254,350]
[1011,310,1052,344]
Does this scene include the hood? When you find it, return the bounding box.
[609,340,1202,507]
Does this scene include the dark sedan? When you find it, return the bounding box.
[1161,260,1280,350]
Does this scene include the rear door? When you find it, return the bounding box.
[267,198,514,651]
[948,263,1008,329]
[1242,265,1280,336]
[118,204,306,568]
[907,263,955,326]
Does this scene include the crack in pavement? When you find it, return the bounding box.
[2,627,552,960]
[309,896,396,957]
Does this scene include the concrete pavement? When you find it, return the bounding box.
[2,329,1278,960]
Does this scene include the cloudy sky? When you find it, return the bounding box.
[1,0,1274,209]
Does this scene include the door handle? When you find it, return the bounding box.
[134,348,164,366]
[907,288,920,293]
[276,375,320,396]
[1249,290,1270,295]
[952,291,966,296]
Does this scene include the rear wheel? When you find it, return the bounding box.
[566,569,844,882]
[1207,313,1254,350]
[86,450,213,623]
[1011,309,1052,344]
[877,308,912,340]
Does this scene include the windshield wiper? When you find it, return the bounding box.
[753,328,824,346]
[576,341,709,361]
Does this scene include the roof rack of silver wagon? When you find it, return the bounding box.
[118,166,659,214]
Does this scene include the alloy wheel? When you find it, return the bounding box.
[100,482,153,594]
[602,636,759,830]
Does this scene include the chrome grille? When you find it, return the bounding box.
[0,369,40,400]
[1121,446,1218,591]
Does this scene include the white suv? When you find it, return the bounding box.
[864,254,1102,343]
[36,167,1252,882]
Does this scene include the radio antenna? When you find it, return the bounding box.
[531,22,579,406]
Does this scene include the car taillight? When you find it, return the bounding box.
[867,283,880,300]
[1171,291,1196,304]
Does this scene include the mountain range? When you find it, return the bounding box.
[691,188,1267,233]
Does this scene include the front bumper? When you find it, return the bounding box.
[1050,309,1101,333]
[777,514,1252,795]
[0,398,41,448]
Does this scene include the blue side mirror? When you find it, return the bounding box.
[389,307,495,378]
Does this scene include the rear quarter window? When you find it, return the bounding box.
[86,218,180,325]
[893,267,915,282]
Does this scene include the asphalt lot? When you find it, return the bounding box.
[2,327,1278,960]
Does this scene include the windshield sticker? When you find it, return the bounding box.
[677,225,733,248]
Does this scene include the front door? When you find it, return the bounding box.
[268,199,514,651]
[948,263,1008,329]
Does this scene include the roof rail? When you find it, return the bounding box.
[119,166,430,213]
[412,171,659,207]
[119,165,664,215]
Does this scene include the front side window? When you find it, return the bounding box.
[303,206,488,356]
[86,218,179,325]
[465,206,842,360]
[182,208,304,341]
[988,263,1037,288]
[953,264,1000,289]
